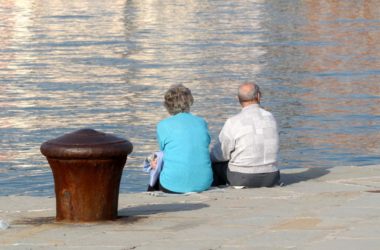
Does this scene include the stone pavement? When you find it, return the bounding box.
[0,165,379,249]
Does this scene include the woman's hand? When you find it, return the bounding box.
[150,157,158,169]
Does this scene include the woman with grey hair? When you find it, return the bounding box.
[154,84,213,193]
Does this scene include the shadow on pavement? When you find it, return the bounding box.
[281,167,330,186]
[11,203,208,226]
[118,202,209,217]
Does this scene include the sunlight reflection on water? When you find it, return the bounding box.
[1,0,379,195]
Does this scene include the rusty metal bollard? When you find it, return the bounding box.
[40,128,133,222]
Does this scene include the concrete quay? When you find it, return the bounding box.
[1,165,379,249]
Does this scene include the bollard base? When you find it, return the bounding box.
[48,158,126,222]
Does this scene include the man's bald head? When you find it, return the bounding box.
[238,82,261,106]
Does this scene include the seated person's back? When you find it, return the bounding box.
[157,84,213,193]
[211,82,280,188]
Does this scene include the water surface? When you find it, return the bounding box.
[1,0,379,195]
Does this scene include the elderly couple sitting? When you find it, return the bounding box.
[145,82,280,194]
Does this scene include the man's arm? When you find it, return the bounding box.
[210,120,235,162]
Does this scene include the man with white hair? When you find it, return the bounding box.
[211,82,280,188]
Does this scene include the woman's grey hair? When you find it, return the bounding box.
[164,84,194,115]
[238,82,261,103]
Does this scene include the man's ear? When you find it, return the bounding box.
[257,92,261,104]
